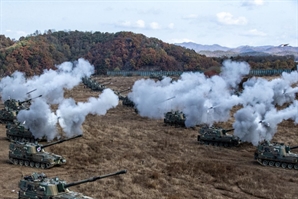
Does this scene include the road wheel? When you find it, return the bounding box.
[19,160,24,166]
[35,162,40,168]
[288,164,293,169]
[262,160,268,166]
[13,159,18,165]
[46,163,51,168]
[41,163,46,169]
[30,162,35,167]
[281,163,287,169]
[294,164,298,170]
[275,162,280,167]
[269,161,274,166]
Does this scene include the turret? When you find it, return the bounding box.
[39,134,82,149]
[62,169,127,189]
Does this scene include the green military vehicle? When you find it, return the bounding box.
[6,121,38,142]
[164,110,186,127]
[113,88,131,101]
[198,126,241,147]
[0,95,42,124]
[254,140,298,169]
[18,170,127,199]
[9,135,82,169]
[0,108,18,124]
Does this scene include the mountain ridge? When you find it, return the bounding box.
[176,42,298,60]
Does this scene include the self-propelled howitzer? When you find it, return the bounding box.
[9,134,82,169]
[198,126,241,147]
[6,121,39,142]
[18,170,127,199]
[254,140,298,169]
[4,95,42,111]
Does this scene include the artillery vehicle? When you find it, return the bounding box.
[254,140,298,169]
[113,88,131,100]
[0,95,42,124]
[149,74,163,81]
[164,110,186,127]
[4,95,42,111]
[197,126,241,147]
[18,169,127,199]
[9,134,82,169]
[122,96,135,107]
[6,121,39,142]
[0,108,17,124]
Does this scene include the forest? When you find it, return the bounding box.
[0,30,296,76]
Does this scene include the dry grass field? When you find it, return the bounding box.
[1,75,298,199]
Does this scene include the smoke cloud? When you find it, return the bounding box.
[1,58,119,140]
[129,60,298,145]
[233,71,298,145]
[57,89,119,137]
[0,58,94,103]
[129,60,249,127]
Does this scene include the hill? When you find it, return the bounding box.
[0,31,219,76]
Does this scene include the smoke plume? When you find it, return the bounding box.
[129,60,249,127]
[1,58,119,140]
[57,89,119,137]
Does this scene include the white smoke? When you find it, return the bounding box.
[0,58,94,103]
[129,59,298,145]
[57,89,119,137]
[1,58,119,140]
[234,71,298,145]
[129,60,249,127]
[17,98,59,141]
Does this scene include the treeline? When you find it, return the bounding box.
[0,30,296,76]
[214,54,296,70]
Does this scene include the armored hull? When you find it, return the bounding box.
[18,170,127,199]
[198,126,241,147]
[9,141,66,169]
[0,108,17,124]
[254,141,298,169]
[9,135,81,169]
[6,122,38,142]
[164,111,185,127]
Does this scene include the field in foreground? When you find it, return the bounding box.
[1,76,298,199]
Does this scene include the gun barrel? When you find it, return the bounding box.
[119,88,131,93]
[41,134,82,149]
[64,169,127,188]
[224,128,234,132]
[102,82,111,86]
[19,95,42,104]
[26,89,37,95]
[290,146,298,150]
[98,78,112,84]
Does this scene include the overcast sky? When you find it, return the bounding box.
[0,0,297,48]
